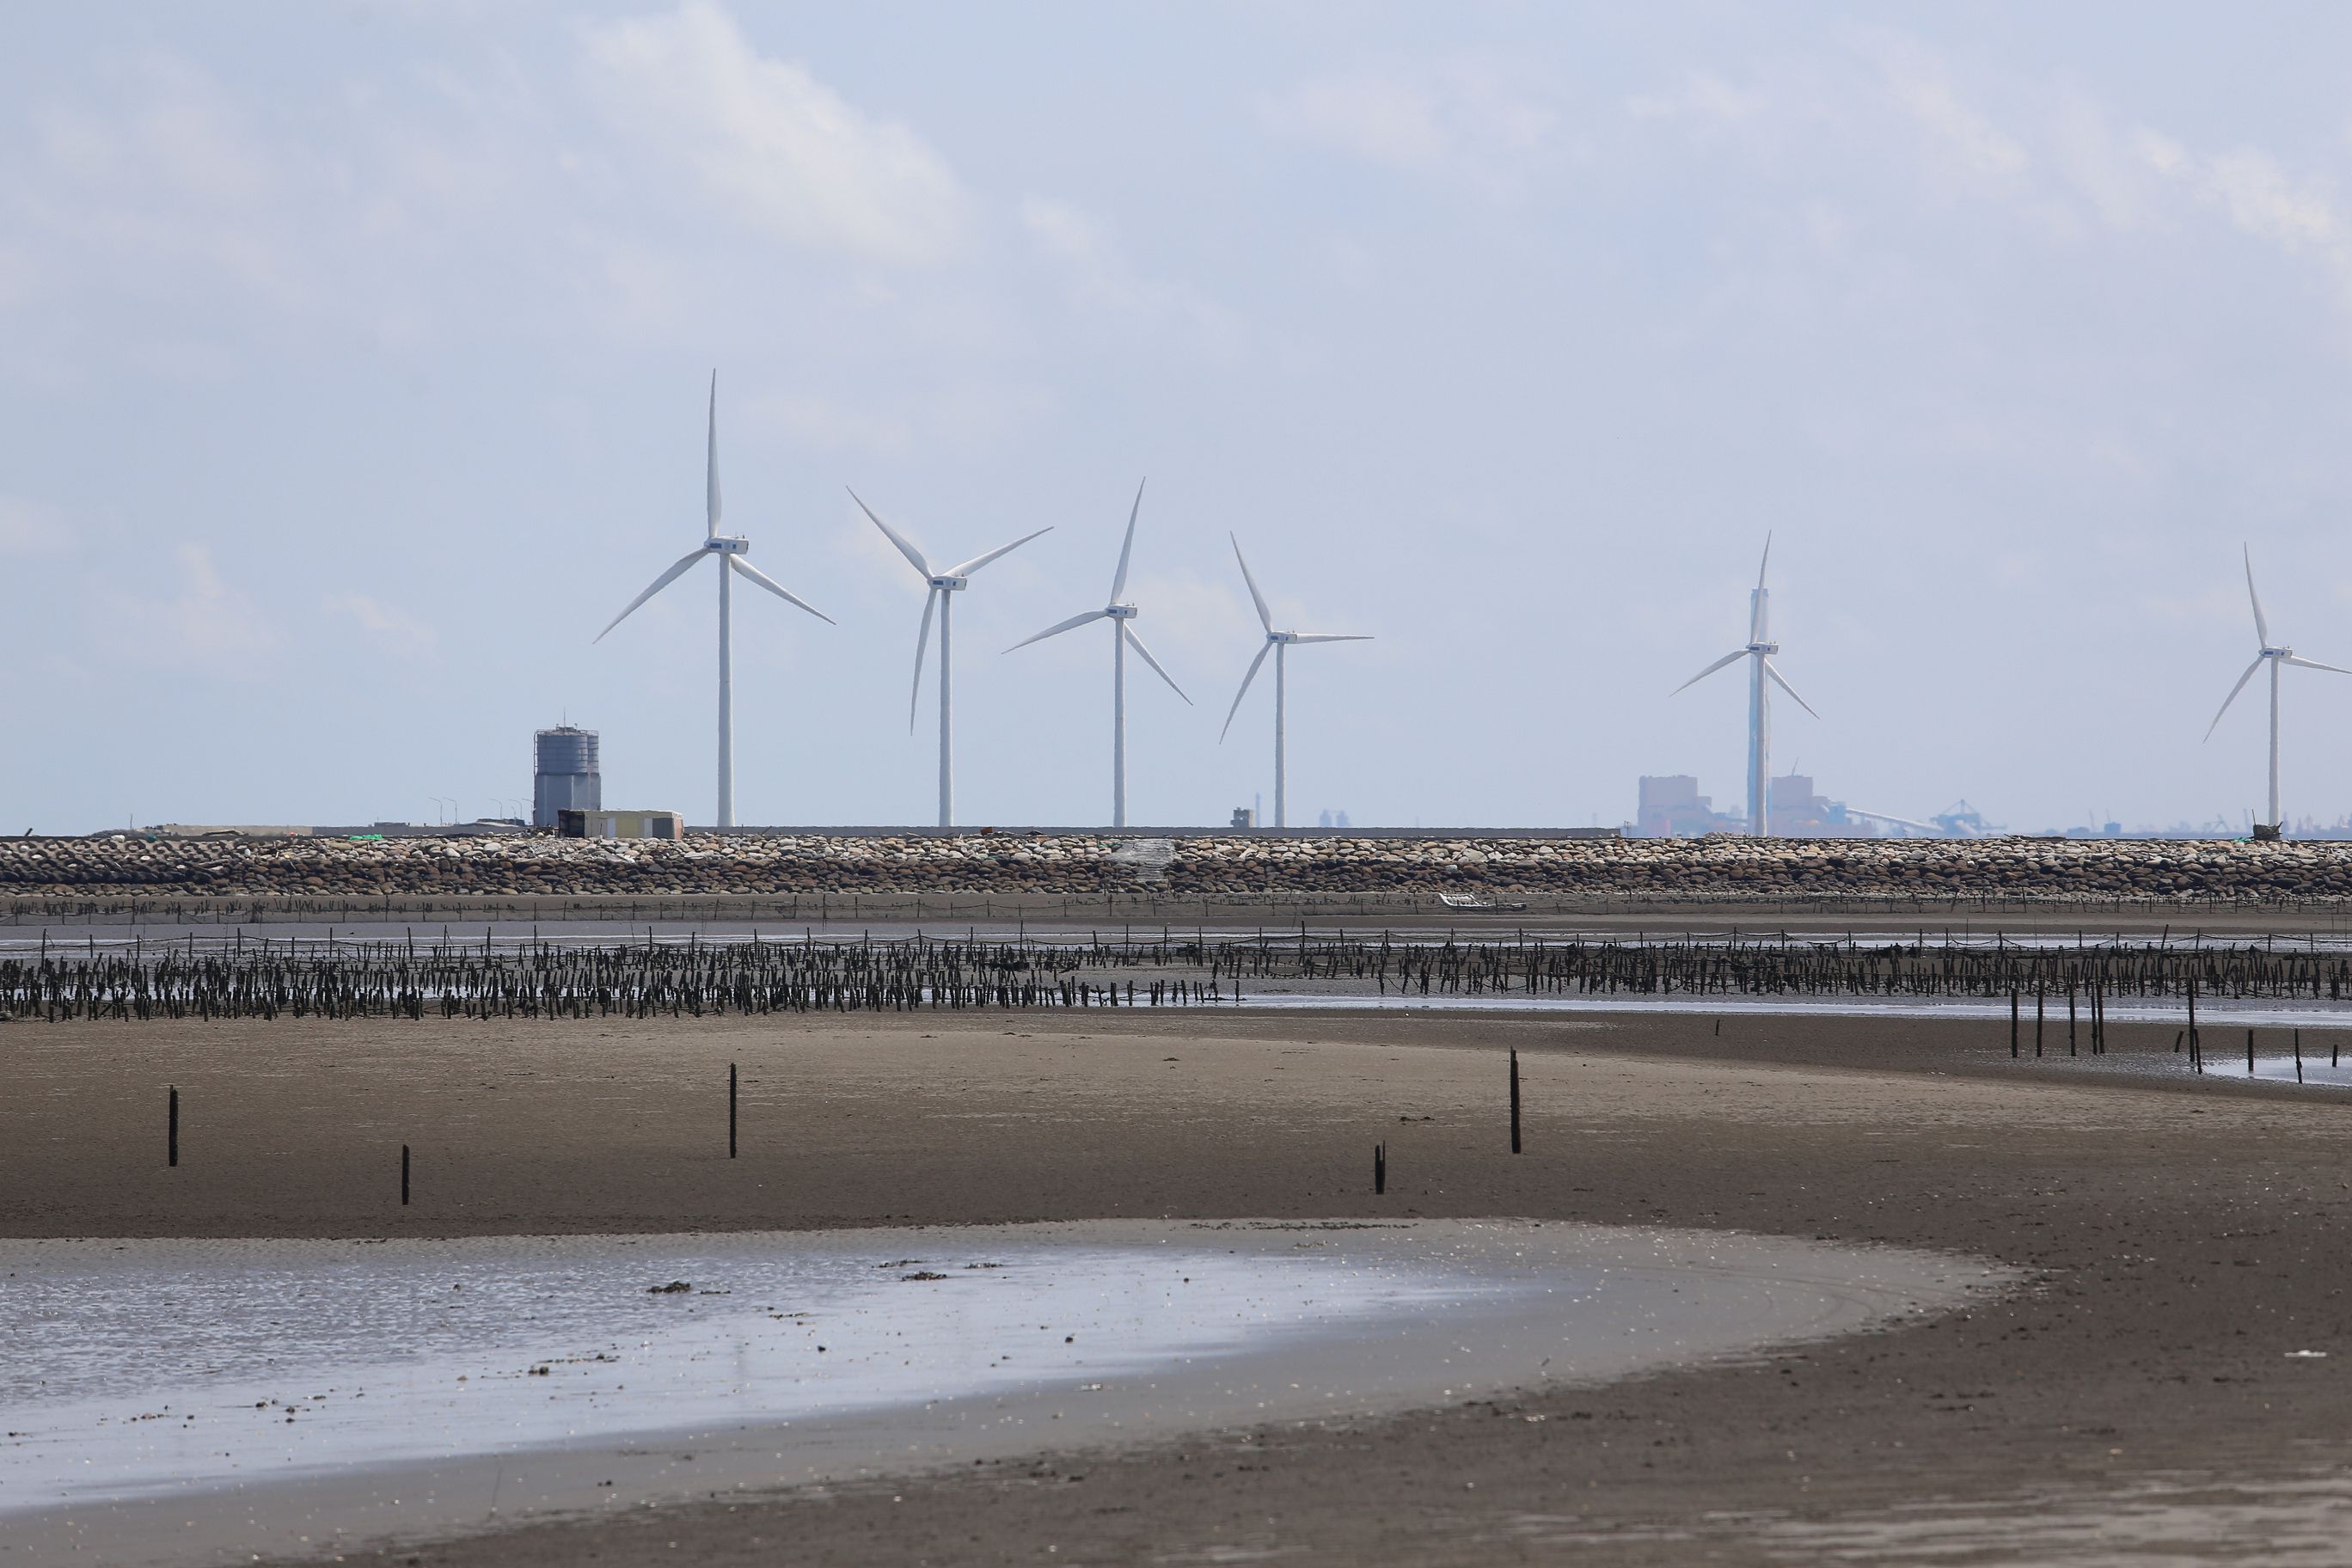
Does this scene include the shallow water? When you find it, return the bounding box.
[0,1220,1994,1567]
[0,1228,1471,1512]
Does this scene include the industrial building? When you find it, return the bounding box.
[558,808,682,840]
[1635,775,1745,837]
[533,726,601,830]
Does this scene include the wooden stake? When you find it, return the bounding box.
[168,1086,178,1168]
[1510,1047,1522,1155]
[401,1144,411,1206]
[729,1062,738,1159]
[1374,1142,1387,1195]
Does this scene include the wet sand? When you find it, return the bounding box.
[1,1221,1988,1565]
[4,1007,2352,1563]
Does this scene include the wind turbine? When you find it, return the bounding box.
[2205,545,2350,835]
[1218,535,1369,830]
[1673,535,1816,836]
[595,371,833,831]
[851,490,1050,829]
[1005,480,1191,829]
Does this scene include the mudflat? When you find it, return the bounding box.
[4,1006,2350,1564]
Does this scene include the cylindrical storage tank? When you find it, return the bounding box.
[533,726,602,828]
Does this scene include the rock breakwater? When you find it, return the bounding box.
[3,833,2350,903]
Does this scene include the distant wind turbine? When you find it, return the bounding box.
[2205,545,2350,834]
[1006,481,1190,829]
[851,490,1050,829]
[1219,535,1369,830]
[595,371,833,830]
[1673,535,1816,836]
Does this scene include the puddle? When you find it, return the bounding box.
[0,1220,1998,1565]
[1225,988,2352,1034]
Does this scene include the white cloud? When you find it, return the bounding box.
[0,495,70,556]
[1870,37,2028,184]
[1259,60,1559,194]
[747,391,914,459]
[108,545,278,670]
[1019,196,1238,352]
[328,593,438,659]
[2134,131,2352,305]
[579,3,967,267]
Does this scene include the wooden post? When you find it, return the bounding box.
[1510,1048,1522,1155]
[2248,1028,2256,1076]
[168,1086,178,1168]
[1374,1142,1387,1195]
[2294,1029,2304,1084]
[2010,989,2018,1058]
[401,1144,411,1206]
[2036,983,2044,1057]
[729,1063,738,1158]
[2067,986,2077,1057]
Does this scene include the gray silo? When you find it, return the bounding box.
[532,726,602,829]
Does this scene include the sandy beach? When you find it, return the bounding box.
[4,1004,2351,1563]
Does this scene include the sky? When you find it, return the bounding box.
[7,2,2352,834]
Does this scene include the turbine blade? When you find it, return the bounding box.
[594,548,707,643]
[909,587,937,733]
[1763,658,1819,719]
[848,489,932,579]
[1123,623,1191,703]
[1231,534,1273,632]
[706,370,721,537]
[1289,633,1370,644]
[946,525,1052,579]
[1005,608,1108,653]
[2284,653,2352,675]
[1749,532,1773,642]
[1219,641,1272,742]
[730,555,834,624]
[2205,654,2266,741]
[1757,532,1772,591]
[1110,478,1145,602]
[1672,648,1748,695]
[2245,545,2269,647]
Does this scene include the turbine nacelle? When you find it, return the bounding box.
[704,536,750,557]
[1107,603,1139,621]
[926,573,971,591]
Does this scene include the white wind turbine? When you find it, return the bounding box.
[595,371,832,830]
[1673,535,1816,836]
[851,490,1050,829]
[2205,545,2350,835]
[1005,480,1191,830]
[1219,535,1370,830]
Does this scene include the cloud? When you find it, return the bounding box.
[0,495,70,556]
[747,390,914,459]
[1872,41,2028,184]
[328,593,438,659]
[2132,130,2352,307]
[1018,197,1238,351]
[1259,60,1558,194]
[106,545,277,671]
[579,3,967,267]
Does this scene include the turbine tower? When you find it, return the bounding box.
[1006,480,1191,829]
[1219,534,1369,830]
[1673,536,1816,836]
[851,490,1050,829]
[595,371,833,830]
[2205,545,2350,835]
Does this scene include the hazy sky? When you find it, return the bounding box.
[8,2,2352,833]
